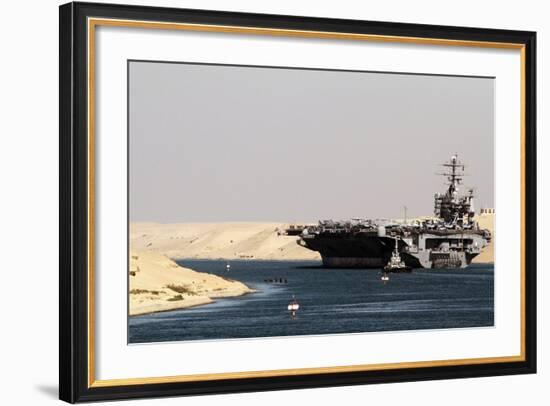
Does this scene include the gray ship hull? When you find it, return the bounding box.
[321,256,386,268]
[300,231,487,269]
[300,232,395,268]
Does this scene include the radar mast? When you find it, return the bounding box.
[434,155,475,226]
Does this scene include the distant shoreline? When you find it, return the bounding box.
[174,257,321,262]
[130,222,321,262]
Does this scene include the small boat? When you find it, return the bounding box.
[288,296,300,317]
[287,298,300,311]
[225,263,231,271]
[384,237,412,273]
[381,273,390,282]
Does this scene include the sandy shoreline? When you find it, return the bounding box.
[131,290,255,317]
[129,249,254,316]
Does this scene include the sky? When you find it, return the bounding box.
[129,61,494,223]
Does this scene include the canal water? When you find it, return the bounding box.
[128,260,494,344]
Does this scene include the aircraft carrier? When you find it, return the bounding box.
[294,155,491,269]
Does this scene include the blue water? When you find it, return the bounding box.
[128,260,494,344]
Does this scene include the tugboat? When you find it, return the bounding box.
[384,237,412,273]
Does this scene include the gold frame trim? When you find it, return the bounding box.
[87,17,527,388]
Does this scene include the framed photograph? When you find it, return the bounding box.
[59,1,537,403]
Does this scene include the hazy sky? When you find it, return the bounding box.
[129,61,494,223]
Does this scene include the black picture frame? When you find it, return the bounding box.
[59,1,537,403]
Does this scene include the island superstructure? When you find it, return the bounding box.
[296,155,491,269]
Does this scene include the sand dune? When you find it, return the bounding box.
[130,222,320,261]
[471,213,495,264]
[129,249,253,316]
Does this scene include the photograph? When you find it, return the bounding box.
[127,60,495,344]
